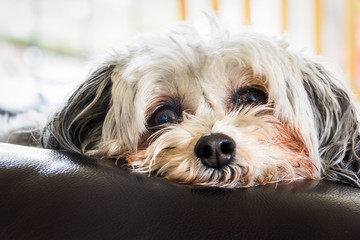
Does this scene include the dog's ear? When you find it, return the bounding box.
[303,63,360,186]
[41,64,115,155]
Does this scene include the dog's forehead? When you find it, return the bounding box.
[135,53,237,113]
[123,31,305,115]
[136,57,264,112]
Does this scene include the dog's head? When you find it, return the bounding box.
[42,21,360,187]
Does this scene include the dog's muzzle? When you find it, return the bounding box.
[194,133,235,169]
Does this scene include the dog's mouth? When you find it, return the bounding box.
[149,161,248,187]
[192,164,251,187]
[126,146,255,188]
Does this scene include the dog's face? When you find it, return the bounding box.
[43,22,360,188]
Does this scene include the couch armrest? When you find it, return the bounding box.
[0,143,360,240]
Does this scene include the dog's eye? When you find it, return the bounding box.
[236,88,267,106]
[150,106,179,127]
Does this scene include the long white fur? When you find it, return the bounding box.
[35,18,360,188]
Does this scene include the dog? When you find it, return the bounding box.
[38,19,360,188]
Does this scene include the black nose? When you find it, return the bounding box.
[194,133,235,169]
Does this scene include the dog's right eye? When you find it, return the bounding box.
[149,106,179,127]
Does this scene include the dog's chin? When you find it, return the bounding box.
[126,107,317,188]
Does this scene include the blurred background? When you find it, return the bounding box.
[0,0,359,112]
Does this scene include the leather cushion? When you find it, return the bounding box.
[1,143,360,240]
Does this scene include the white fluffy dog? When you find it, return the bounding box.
[39,19,360,188]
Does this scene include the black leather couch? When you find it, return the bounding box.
[1,143,360,240]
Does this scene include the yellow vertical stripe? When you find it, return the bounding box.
[314,0,323,55]
[347,0,357,87]
[282,0,288,33]
[244,0,251,25]
[179,0,186,20]
[212,0,220,14]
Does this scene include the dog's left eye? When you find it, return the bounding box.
[150,106,179,127]
[236,88,268,106]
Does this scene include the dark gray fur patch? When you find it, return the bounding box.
[303,64,360,187]
[41,65,115,154]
